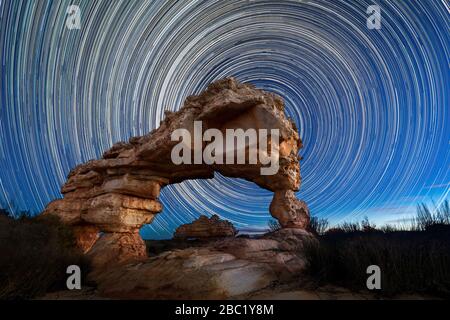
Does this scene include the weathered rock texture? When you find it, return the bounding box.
[270,190,310,229]
[174,215,237,239]
[43,77,309,265]
[93,229,315,299]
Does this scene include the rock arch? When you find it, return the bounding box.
[43,78,309,265]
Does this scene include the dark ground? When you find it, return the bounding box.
[1,202,449,299]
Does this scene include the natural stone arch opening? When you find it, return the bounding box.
[43,78,310,266]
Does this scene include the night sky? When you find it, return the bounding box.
[0,0,449,239]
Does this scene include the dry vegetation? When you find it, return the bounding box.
[0,208,90,299]
[304,201,450,298]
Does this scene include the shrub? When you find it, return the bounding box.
[309,216,329,235]
[414,200,450,231]
[0,211,90,299]
[304,202,450,297]
[305,229,450,297]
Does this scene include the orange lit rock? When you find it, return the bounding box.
[43,77,309,264]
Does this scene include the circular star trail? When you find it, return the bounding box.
[0,0,449,239]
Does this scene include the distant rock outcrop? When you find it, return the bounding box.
[174,215,237,239]
[43,77,310,267]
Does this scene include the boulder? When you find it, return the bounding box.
[173,215,237,239]
[87,232,148,273]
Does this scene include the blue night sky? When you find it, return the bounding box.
[0,0,449,239]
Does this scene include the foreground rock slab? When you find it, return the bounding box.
[92,229,315,299]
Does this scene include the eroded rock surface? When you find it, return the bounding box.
[270,190,310,228]
[43,77,309,265]
[93,229,315,299]
[174,215,237,239]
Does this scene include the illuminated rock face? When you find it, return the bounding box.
[43,77,309,264]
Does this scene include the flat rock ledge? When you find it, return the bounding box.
[91,229,316,299]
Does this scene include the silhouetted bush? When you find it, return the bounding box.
[415,201,450,231]
[0,208,9,217]
[309,216,329,235]
[305,202,450,297]
[0,211,90,299]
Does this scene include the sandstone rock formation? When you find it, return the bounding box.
[270,190,310,229]
[174,215,237,239]
[92,229,315,299]
[43,77,309,265]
